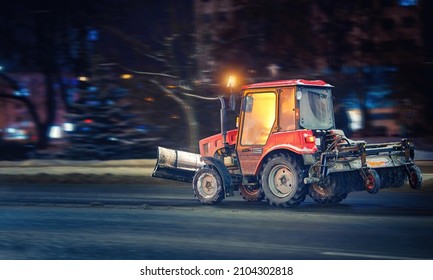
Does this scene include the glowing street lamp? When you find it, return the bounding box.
[227,75,236,94]
[120,73,133,79]
[227,75,236,88]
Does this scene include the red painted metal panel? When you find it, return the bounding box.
[199,129,238,157]
[237,130,318,176]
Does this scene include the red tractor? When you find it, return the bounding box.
[153,79,422,207]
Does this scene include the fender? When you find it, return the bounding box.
[253,143,317,175]
[203,156,234,197]
[250,130,318,175]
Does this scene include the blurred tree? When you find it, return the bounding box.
[0,1,95,148]
[315,0,425,136]
[63,62,158,159]
[202,0,427,137]
[209,0,315,78]
[0,0,199,151]
[0,73,43,142]
[90,1,206,152]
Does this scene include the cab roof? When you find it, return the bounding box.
[241,79,333,90]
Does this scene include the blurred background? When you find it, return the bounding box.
[0,0,432,160]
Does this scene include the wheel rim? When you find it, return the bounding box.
[268,164,296,198]
[312,184,328,196]
[365,174,375,191]
[197,173,217,198]
[241,185,260,195]
[409,170,418,186]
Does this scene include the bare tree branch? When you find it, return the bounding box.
[149,79,199,151]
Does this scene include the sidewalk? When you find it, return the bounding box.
[0,159,163,185]
[0,159,156,176]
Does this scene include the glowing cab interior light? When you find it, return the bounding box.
[78,76,89,82]
[305,135,316,143]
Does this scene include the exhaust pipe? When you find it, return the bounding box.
[152,146,205,183]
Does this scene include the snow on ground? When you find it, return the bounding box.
[0,154,432,186]
[0,159,156,175]
[0,159,164,185]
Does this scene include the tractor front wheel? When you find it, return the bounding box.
[260,153,307,207]
[192,165,225,204]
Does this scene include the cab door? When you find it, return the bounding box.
[236,91,277,175]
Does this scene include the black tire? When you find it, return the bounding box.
[239,184,264,202]
[365,169,381,194]
[260,153,308,207]
[408,165,422,190]
[309,175,348,205]
[192,165,225,204]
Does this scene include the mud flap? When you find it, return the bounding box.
[203,157,234,197]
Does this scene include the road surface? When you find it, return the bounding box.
[1,180,432,260]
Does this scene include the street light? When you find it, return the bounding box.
[227,75,236,94]
[120,73,133,79]
[227,75,236,89]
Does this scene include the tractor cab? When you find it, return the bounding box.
[239,80,334,138]
[236,80,335,175]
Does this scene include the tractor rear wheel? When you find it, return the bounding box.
[239,184,264,202]
[192,165,225,204]
[260,153,307,207]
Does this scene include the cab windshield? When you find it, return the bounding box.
[299,86,334,130]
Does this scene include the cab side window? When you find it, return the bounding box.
[279,88,295,131]
[241,92,276,145]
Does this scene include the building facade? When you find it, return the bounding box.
[193,0,424,136]
[0,73,66,142]
[194,0,423,80]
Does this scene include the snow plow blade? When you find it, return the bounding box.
[152,146,205,183]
